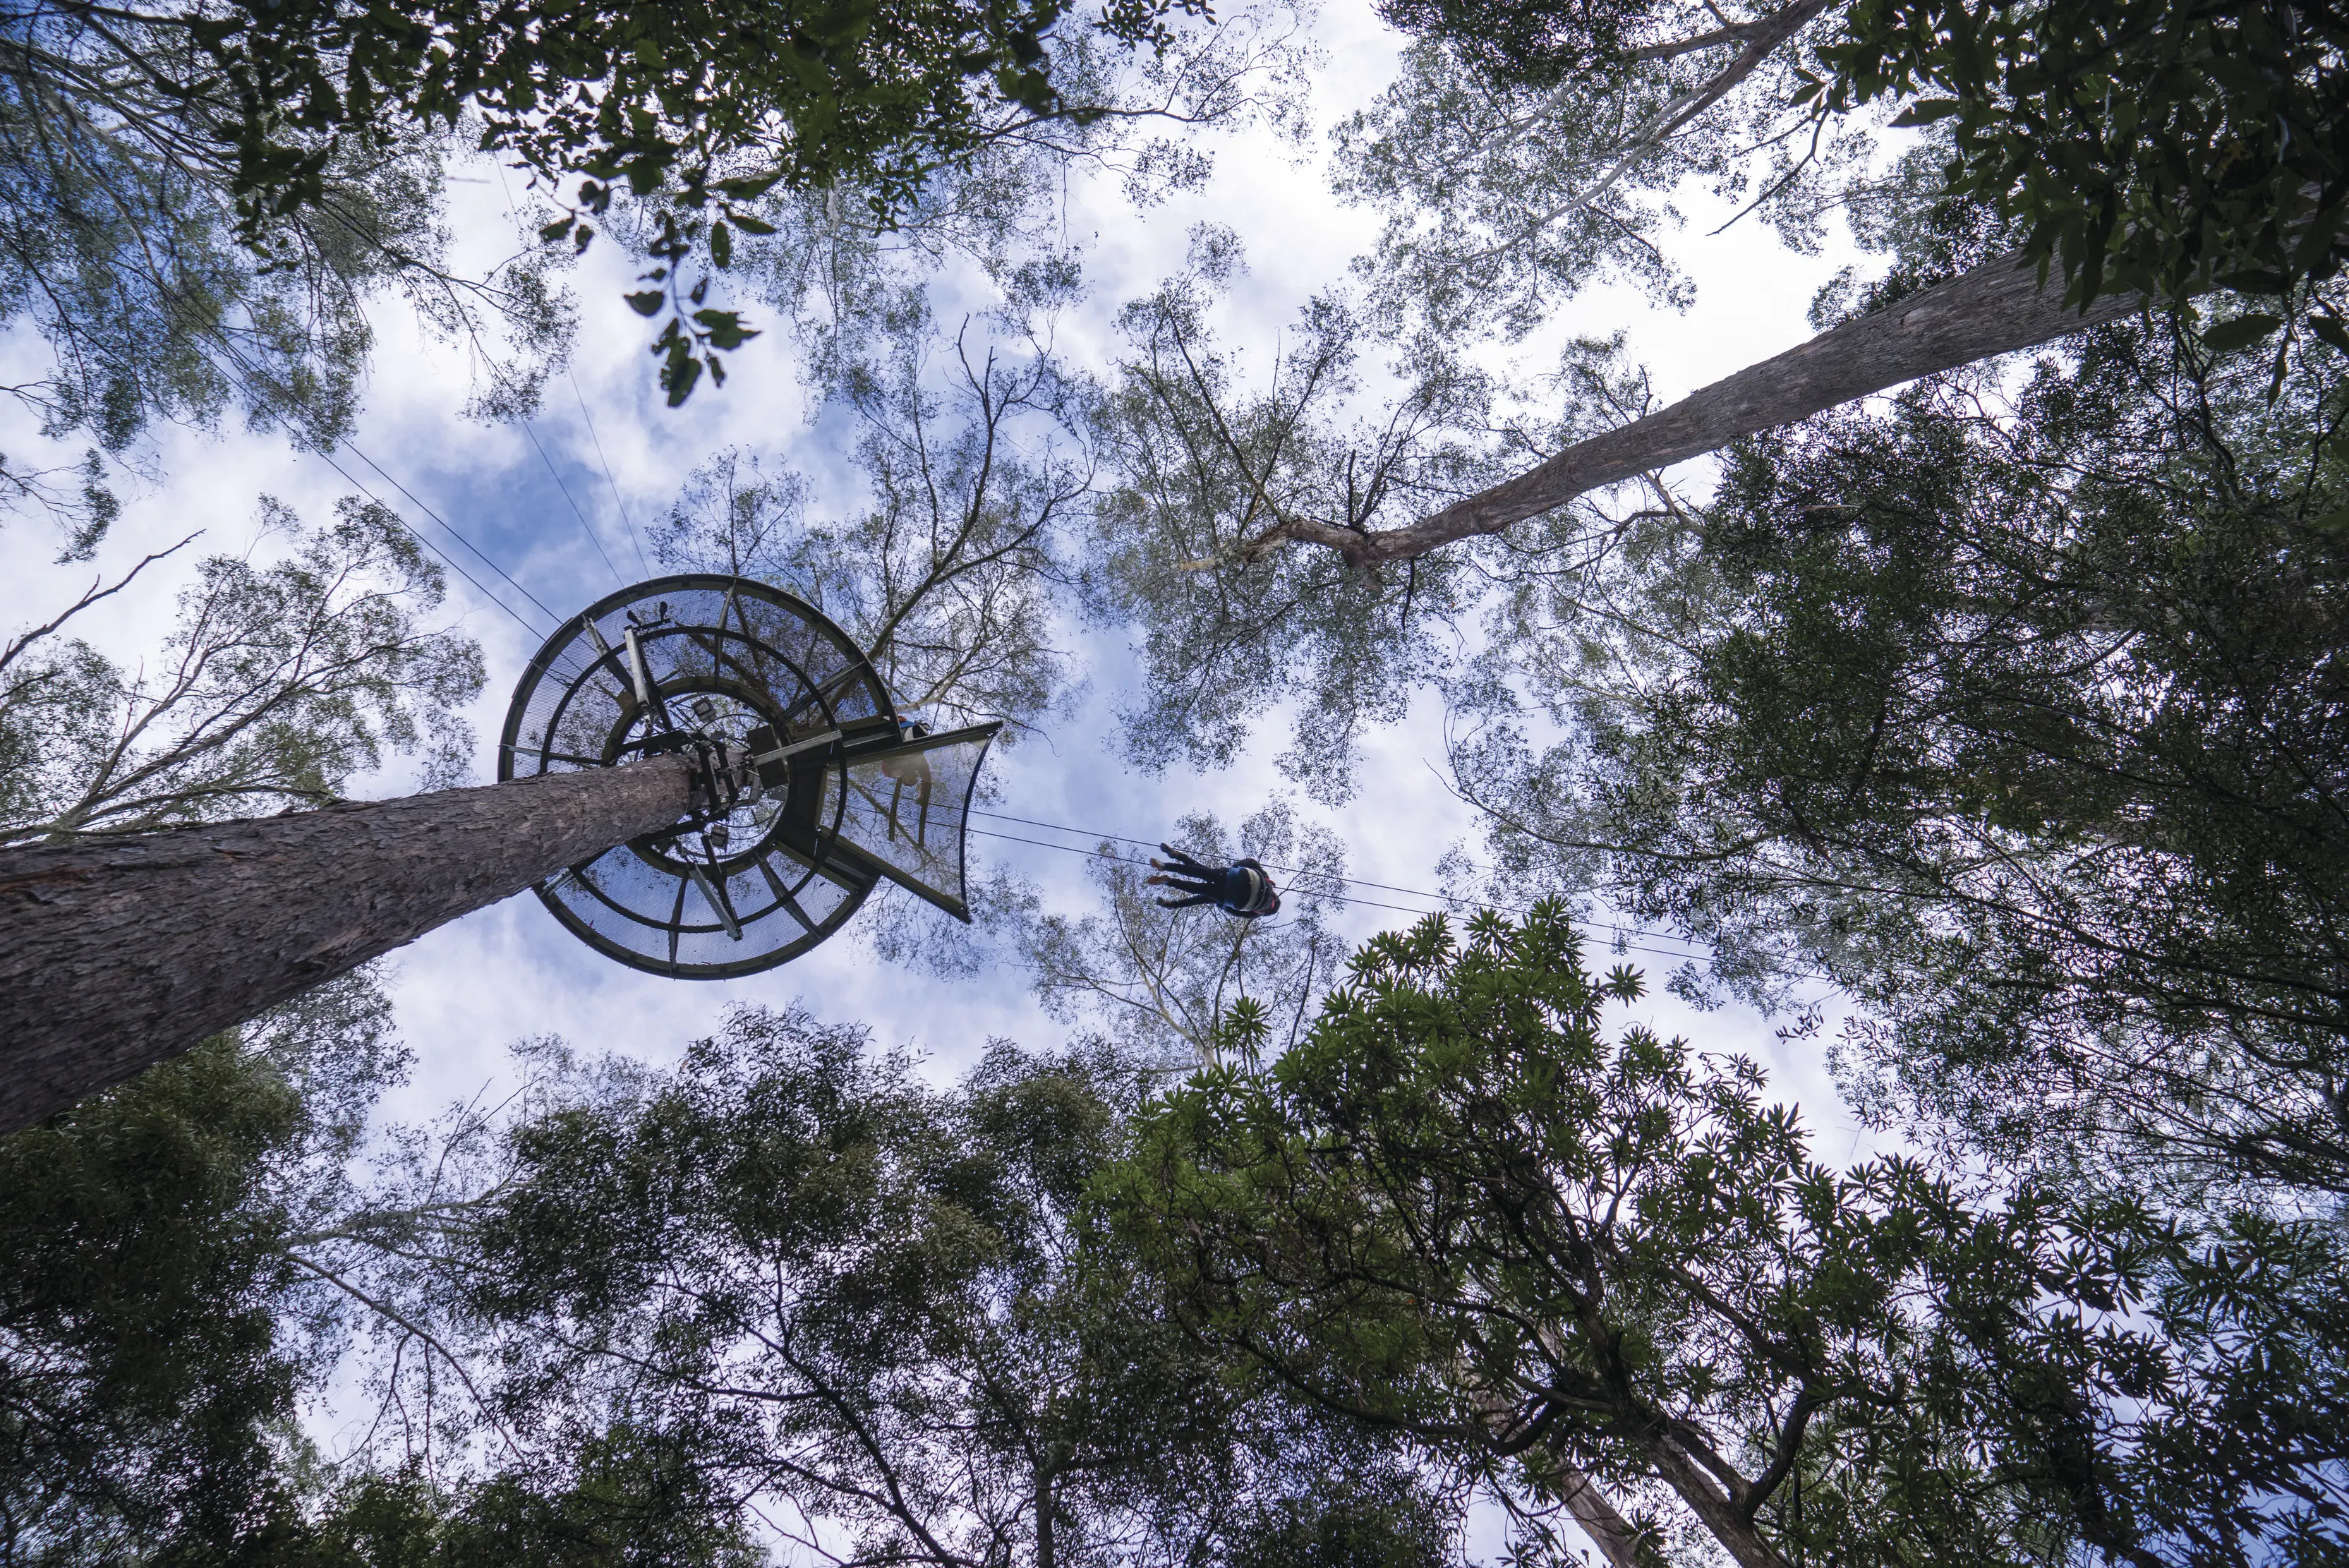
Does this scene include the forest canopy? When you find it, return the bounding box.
[0,0,2344,1564]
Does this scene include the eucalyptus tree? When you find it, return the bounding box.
[1082,162,2143,795]
[1087,0,2346,787]
[1449,306,2349,1212]
[0,496,492,1558]
[1080,0,2349,1240]
[0,503,759,1557]
[1085,240,1495,797]
[320,1006,1463,1568]
[1109,904,2349,1568]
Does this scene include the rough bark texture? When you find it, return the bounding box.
[0,756,692,1133]
[1269,251,2150,566]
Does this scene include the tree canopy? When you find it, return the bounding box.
[279,1007,1462,1568]
[1374,0,2349,306]
[1110,904,2349,1567]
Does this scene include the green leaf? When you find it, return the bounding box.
[538,215,575,243]
[1890,98,1961,126]
[715,173,783,201]
[662,342,704,407]
[624,290,668,318]
[729,212,778,236]
[692,309,759,351]
[2201,313,2284,354]
[2216,269,2290,296]
[711,222,732,270]
[2310,316,2349,356]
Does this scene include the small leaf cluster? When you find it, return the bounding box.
[617,201,769,405]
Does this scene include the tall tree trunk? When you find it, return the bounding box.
[1036,1467,1056,1568]
[1262,252,2154,567]
[1526,1448,1648,1568]
[0,757,692,1133]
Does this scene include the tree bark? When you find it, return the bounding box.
[0,756,692,1133]
[1635,1433,1794,1568]
[1265,252,2152,567]
[1526,1447,1648,1568]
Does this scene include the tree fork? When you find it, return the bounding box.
[1264,251,2154,567]
[0,756,693,1133]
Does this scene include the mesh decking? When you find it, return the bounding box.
[833,723,1003,922]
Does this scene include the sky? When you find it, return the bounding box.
[3,0,1883,1524]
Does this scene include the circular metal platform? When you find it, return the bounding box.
[497,574,900,977]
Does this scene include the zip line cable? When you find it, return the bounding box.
[109,237,573,660]
[339,440,569,630]
[966,826,1480,925]
[520,414,627,589]
[199,342,575,668]
[294,428,1748,972]
[305,442,598,690]
[965,807,1731,963]
[305,445,546,639]
[572,374,653,577]
[226,361,1750,969]
[953,818,1775,973]
[980,822,1842,989]
[495,158,653,579]
[972,807,1540,911]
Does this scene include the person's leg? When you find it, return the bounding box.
[1154,843,1211,876]
[1154,892,1214,909]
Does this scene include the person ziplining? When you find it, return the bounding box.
[1147,843,1281,918]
